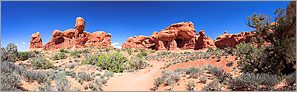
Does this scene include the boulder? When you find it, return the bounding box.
[29,32,43,49]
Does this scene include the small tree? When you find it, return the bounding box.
[245,1,296,75]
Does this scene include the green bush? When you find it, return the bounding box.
[0,61,21,91]
[154,77,165,87]
[126,48,133,55]
[233,43,266,73]
[18,51,30,61]
[66,70,76,78]
[31,57,54,69]
[202,80,221,91]
[81,54,98,65]
[54,71,70,91]
[137,49,148,58]
[1,47,9,61]
[52,52,67,60]
[59,49,70,53]
[103,70,114,78]
[227,73,282,91]
[126,57,148,70]
[77,72,93,82]
[70,50,81,58]
[185,67,202,77]
[5,43,18,62]
[96,52,128,73]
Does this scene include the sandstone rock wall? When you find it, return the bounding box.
[122,22,258,50]
[29,17,112,50]
[214,31,256,49]
[122,22,218,50]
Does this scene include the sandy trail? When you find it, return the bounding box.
[103,61,164,91]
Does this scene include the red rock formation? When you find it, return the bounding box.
[154,22,197,50]
[29,32,43,49]
[195,30,215,50]
[122,22,197,50]
[85,31,112,48]
[122,35,154,49]
[41,17,112,50]
[214,31,256,49]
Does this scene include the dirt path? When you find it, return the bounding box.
[103,61,164,91]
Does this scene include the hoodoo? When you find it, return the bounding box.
[29,32,43,50]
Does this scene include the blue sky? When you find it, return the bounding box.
[2,1,289,51]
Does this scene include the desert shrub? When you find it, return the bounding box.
[96,52,128,73]
[59,49,69,53]
[165,72,180,86]
[66,70,76,78]
[186,80,195,91]
[52,52,67,60]
[137,49,148,58]
[81,54,98,65]
[125,48,133,55]
[24,70,50,83]
[173,68,187,74]
[54,72,70,91]
[37,82,52,91]
[28,50,41,57]
[153,70,180,89]
[5,43,18,62]
[103,70,114,78]
[185,67,202,77]
[31,57,54,69]
[204,65,223,76]
[157,51,172,56]
[126,57,148,70]
[0,47,9,61]
[227,73,282,91]
[18,51,30,61]
[70,50,81,58]
[77,72,93,82]
[202,80,221,91]
[199,76,207,84]
[223,47,233,55]
[153,77,165,87]
[0,61,21,91]
[90,78,103,91]
[232,43,266,73]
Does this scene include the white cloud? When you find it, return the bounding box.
[22,42,26,45]
[15,44,19,46]
[111,42,121,48]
